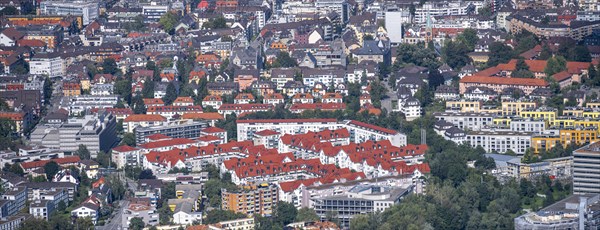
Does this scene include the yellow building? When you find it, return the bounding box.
[531,127,600,153]
[445,100,482,112]
[562,107,584,117]
[549,118,600,129]
[560,127,599,146]
[582,110,600,119]
[531,135,561,153]
[586,102,600,109]
[520,108,557,122]
[502,101,537,116]
[493,117,512,126]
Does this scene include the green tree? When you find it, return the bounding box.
[43,77,53,104]
[545,56,567,76]
[102,58,119,75]
[393,43,440,70]
[488,42,514,67]
[132,95,147,114]
[44,161,60,181]
[159,200,173,224]
[129,217,145,230]
[114,78,133,105]
[204,210,247,224]
[163,82,177,105]
[442,40,471,69]
[9,163,24,176]
[159,11,180,34]
[0,6,18,16]
[296,207,319,222]
[96,151,111,168]
[477,5,493,18]
[456,28,478,51]
[138,169,156,180]
[121,132,136,146]
[271,52,298,68]
[108,175,126,201]
[567,45,591,62]
[76,144,91,160]
[18,216,51,230]
[538,44,552,60]
[142,80,155,98]
[274,201,297,226]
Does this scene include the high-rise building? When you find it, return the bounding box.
[39,1,99,25]
[573,142,600,194]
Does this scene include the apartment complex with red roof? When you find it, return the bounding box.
[20,156,81,173]
[146,105,203,120]
[289,103,346,113]
[218,104,274,116]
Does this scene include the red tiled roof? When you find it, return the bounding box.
[347,120,397,135]
[197,135,221,142]
[460,76,548,86]
[203,95,222,101]
[290,103,346,111]
[292,93,314,99]
[181,112,224,120]
[202,127,226,133]
[254,129,280,136]
[147,133,171,140]
[237,119,338,123]
[17,39,46,47]
[143,98,165,105]
[147,105,203,113]
[174,97,194,103]
[218,104,274,110]
[112,145,139,152]
[552,71,572,82]
[124,114,166,122]
[20,156,81,170]
[139,138,196,149]
[264,93,284,100]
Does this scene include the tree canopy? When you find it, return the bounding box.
[159,11,181,34]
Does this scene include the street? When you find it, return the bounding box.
[98,200,129,230]
[381,79,397,112]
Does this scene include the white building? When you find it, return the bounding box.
[39,0,99,25]
[142,3,170,22]
[464,131,532,155]
[29,53,65,78]
[71,203,100,224]
[237,119,407,147]
[434,112,495,131]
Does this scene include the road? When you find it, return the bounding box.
[381,78,397,112]
[99,200,129,230]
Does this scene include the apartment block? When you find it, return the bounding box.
[464,131,532,155]
[311,185,411,229]
[221,184,279,216]
[434,112,494,131]
[572,143,600,194]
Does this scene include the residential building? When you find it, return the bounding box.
[459,76,548,95]
[134,121,209,145]
[237,119,407,147]
[123,114,167,133]
[217,104,274,116]
[122,200,159,229]
[434,112,495,131]
[71,203,100,224]
[221,184,279,216]
[29,53,64,78]
[572,142,600,194]
[66,95,119,115]
[463,131,532,155]
[312,185,412,229]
